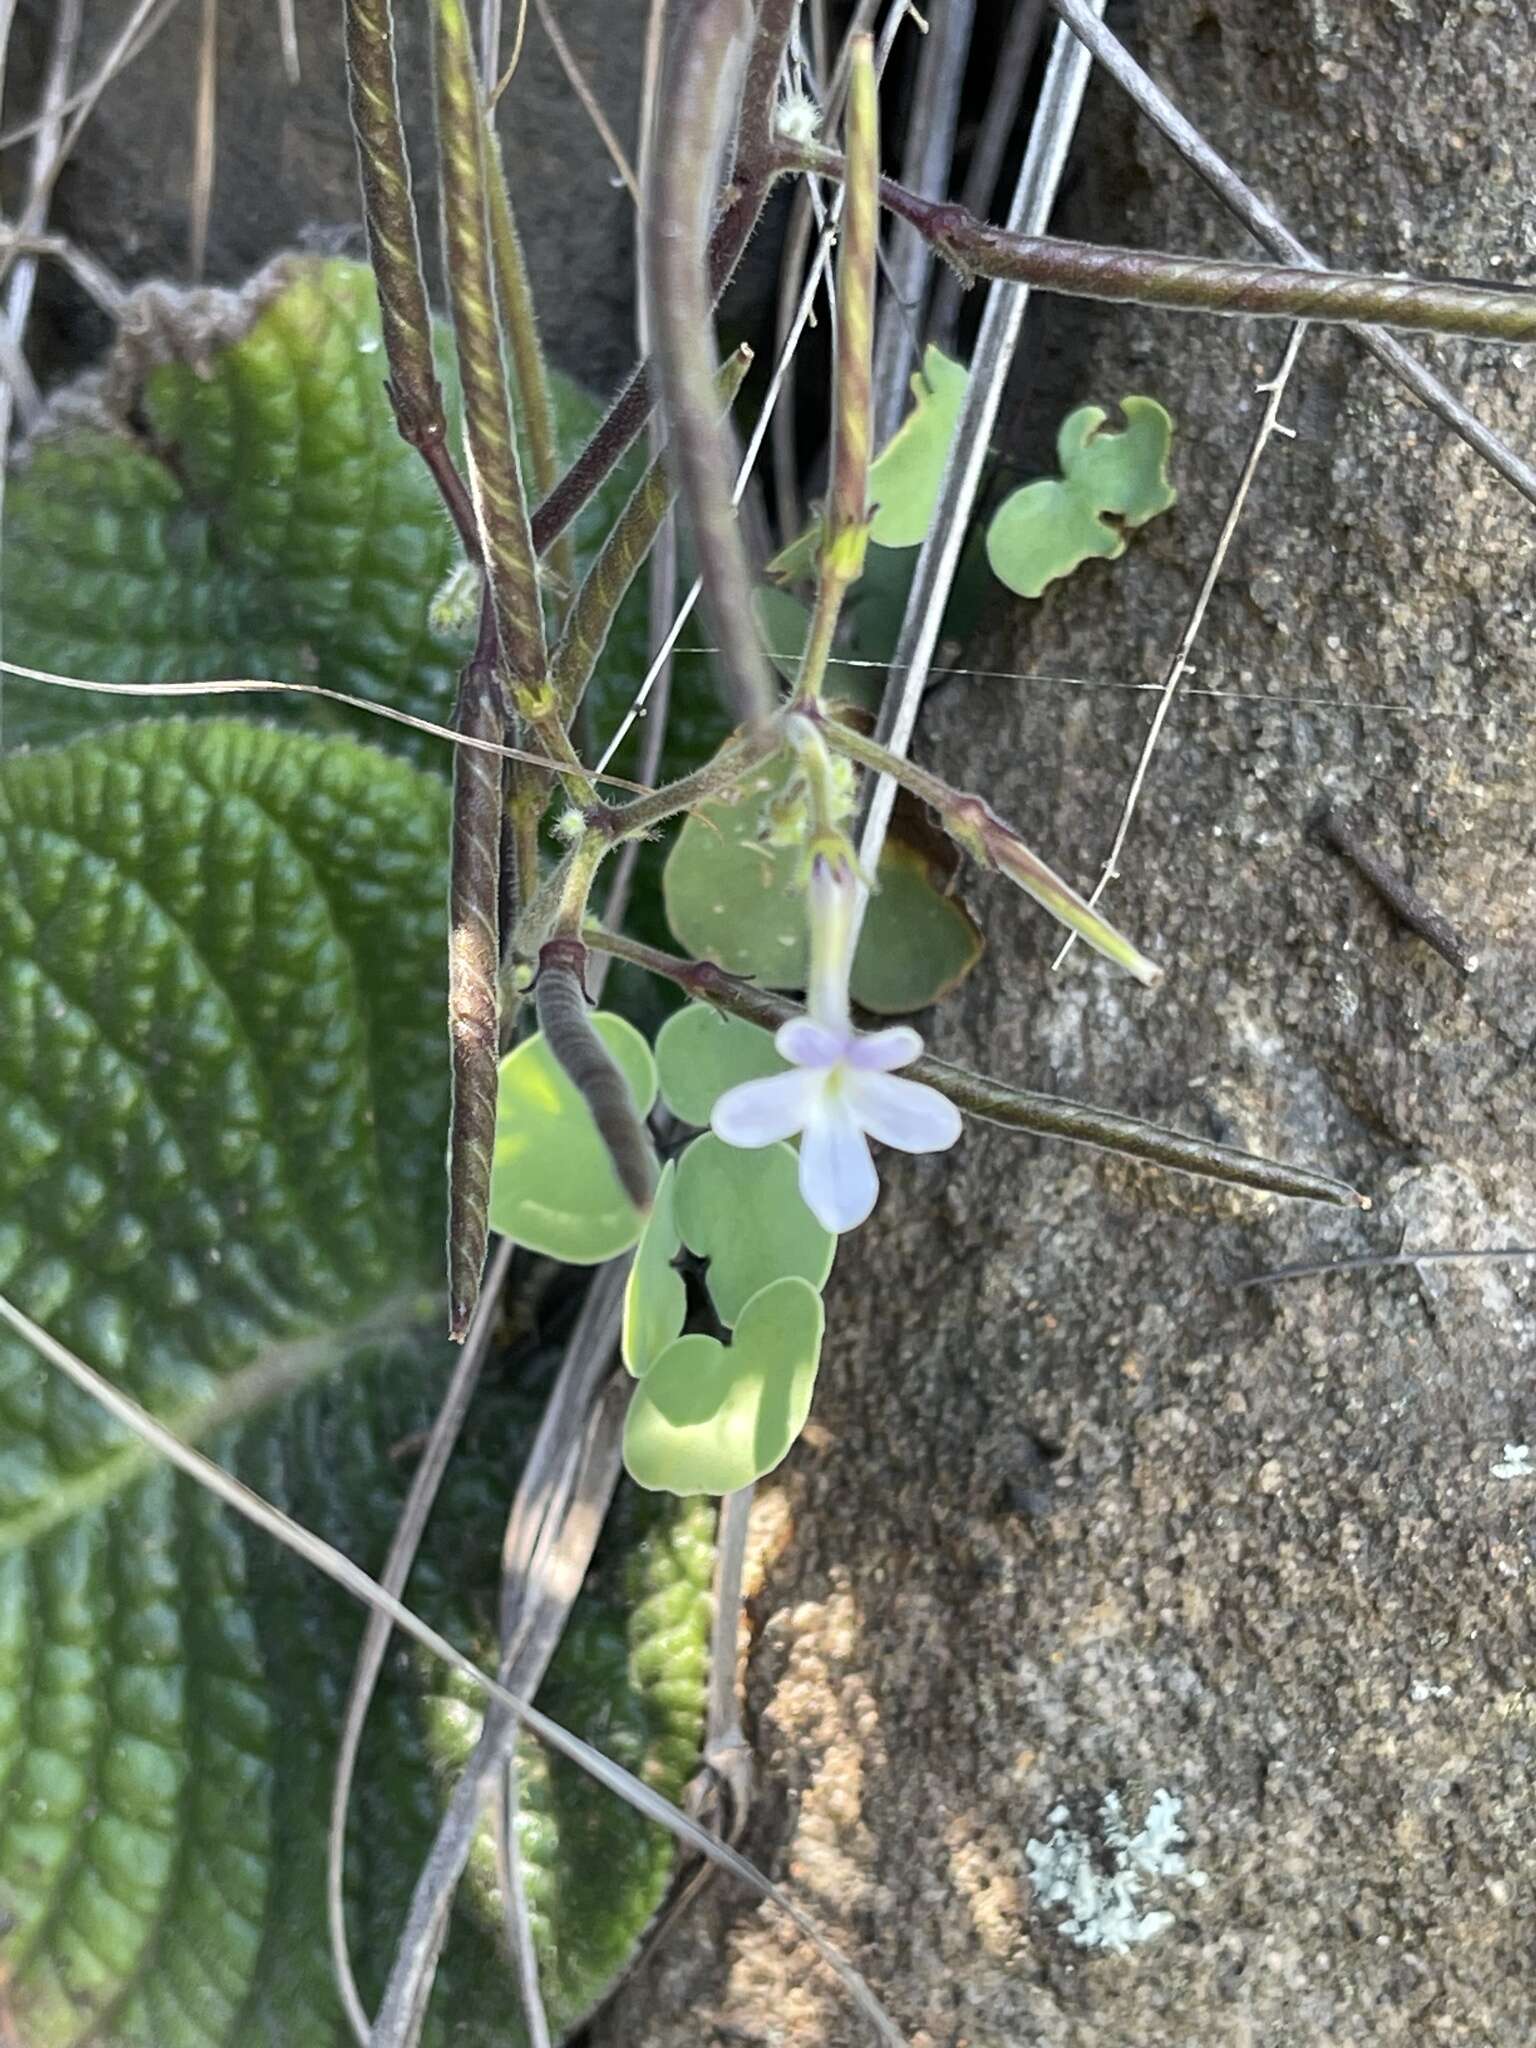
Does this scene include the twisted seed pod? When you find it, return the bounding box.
[447,667,505,1340]
[535,940,657,1212]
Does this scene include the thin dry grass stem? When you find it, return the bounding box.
[853,1,1106,914]
[0,229,124,314]
[1235,1246,1536,1291]
[0,0,178,150]
[530,0,638,202]
[3,0,83,394]
[374,1265,629,2048]
[487,0,530,104]
[0,659,652,786]
[0,1290,909,2046]
[189,0,218,278]
[930,0,1045,348]
[1046,0,1536,505]
[869,0,974,441]
[1052,321,1309,972]
[325,1238,516,2048]
[275,0,300,82]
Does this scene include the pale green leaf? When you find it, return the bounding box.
[662,753,983,1014]
[489,1015,659,1263]
[654,1003,787,1128]
[986,396,1177,600]
[674,1135,835,1327]
[623,1277,825,1496]
[622,1161,687,1377]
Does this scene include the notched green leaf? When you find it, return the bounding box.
[623,1159,687,1376]
[623,1276,825,1496]
[674,1134,835,1328]
[986,396,1177,600]
[489,1013,659,1263]
[767,345,970,578]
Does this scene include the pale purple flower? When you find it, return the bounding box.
[711,854,962,1232]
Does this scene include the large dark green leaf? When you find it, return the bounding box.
[0,722,711,2045]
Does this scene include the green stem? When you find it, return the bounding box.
[781,137,1536,347]
[586,722,784,847]
[484,119,573,602]
[583,930,1364,1211]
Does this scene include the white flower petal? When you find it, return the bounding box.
[846,1069,963,1153]
[847,1024,923,1073]
[712,1069,817,1148]
[775,1016,846,1069]
[799,1100,880,1232]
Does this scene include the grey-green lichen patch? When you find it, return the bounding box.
[1026,1791,1207,1955]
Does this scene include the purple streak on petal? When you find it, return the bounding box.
[776,1016,847,1069]
[712,1070,816,1148]
[846,1070,963,1153]
[798,1100,880,1232]
[846,1025,924,1073]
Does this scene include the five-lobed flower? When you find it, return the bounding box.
[711,853,962,1232]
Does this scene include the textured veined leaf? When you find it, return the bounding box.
[0,258,648,762]
[0,722,711,2044]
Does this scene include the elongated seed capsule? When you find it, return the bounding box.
[535,938,657,1211]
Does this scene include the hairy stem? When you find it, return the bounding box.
[586,720,783,846]
[550,346,753,730]
[643,0,776,725]
[584,931,1363,1210]
[432,0,546,684]
[484,117,573,599]
[780,138,1536,346]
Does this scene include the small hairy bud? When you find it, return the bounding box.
[775,88,821,146]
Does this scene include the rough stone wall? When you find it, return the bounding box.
[604,2,1536,2043]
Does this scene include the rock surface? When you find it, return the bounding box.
[601,2,1536,2043]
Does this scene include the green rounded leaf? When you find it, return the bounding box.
[0,721,711,2044]
[766,345,969,573]
[674,1135,834,1327]
[866,344,970,548]
[662,752,982,1014]
[654,1003,786,1128]
[623,1277,825,1496]
[854,835,984,1013]
[490,1014,658,1263]
[986,395,1177,600]
[622,1160,687,1376]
